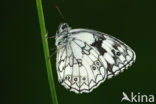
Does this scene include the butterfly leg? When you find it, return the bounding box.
[46,35,56,39]
[45,31,56,38]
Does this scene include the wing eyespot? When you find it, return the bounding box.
[91,65,97,70]
[74,77,78,82]
[116,52,121,56]
[77,59,82,67]
[94,60,101,67]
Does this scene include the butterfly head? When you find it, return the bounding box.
[58,23,70,34]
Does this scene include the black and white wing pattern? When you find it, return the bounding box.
[56,29,136,94]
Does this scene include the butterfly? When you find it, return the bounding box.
[55,23,136,94]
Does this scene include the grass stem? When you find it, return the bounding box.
[36,0,59,104]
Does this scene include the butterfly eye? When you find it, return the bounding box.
[62,24,67,30]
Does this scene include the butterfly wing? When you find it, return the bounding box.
[56,28,136,93]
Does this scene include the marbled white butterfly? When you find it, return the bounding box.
[55,23,136,94]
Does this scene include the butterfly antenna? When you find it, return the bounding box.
[55,5,66,22]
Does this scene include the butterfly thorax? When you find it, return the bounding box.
[55,23,71,48]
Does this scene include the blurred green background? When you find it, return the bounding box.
[2,0,156,104]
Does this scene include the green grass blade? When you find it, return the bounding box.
[36,0,59,104]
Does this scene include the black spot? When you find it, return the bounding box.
[68,76,71,80]
[113,44,118,50]
[82,77,86,80]
[92,66,96,70]
[74,78,78,81]
[116,52,121,56]
[82,49,90,55]
[62,24,67,29]
[91,37,107,55]
[107,62,114,75]
[77,59,82,67]
[112,49,121,56]
[111,49,116,55]
[64,35,68,39]
[96,61,100,65]
[65,76,68,80]
[58,41,61,45]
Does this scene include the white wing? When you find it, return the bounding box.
[56,28,136,94]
